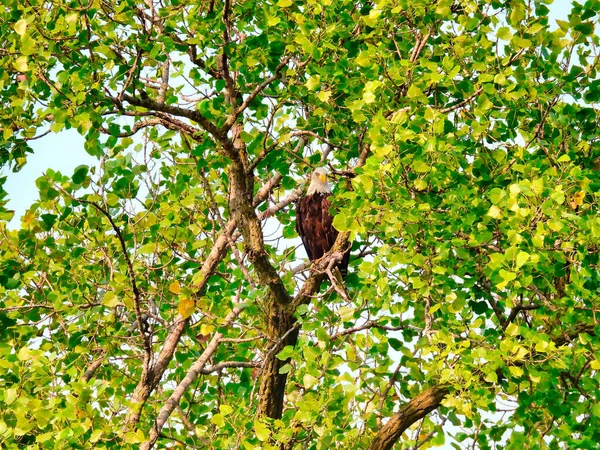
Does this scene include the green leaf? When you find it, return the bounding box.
[40,214,57,229]
[388,338,403,351]
[72,165,89,184]
[276,346,295,360]
[332,213,347,232]
[279,363,292,374]
[574,22,594,36]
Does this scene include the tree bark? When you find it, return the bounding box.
[257,300,299,419]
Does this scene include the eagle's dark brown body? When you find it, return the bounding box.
[296,193,350,277]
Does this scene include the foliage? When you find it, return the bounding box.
[1,0,600,448]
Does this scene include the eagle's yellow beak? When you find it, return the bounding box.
[319,173,327,182]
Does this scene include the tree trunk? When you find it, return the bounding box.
[257,299,299,419]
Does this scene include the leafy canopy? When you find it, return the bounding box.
[1,0,600,449]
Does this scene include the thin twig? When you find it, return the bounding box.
[53,182,152,364]
[331,321,409,340]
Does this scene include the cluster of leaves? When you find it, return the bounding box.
[1,0,600,449]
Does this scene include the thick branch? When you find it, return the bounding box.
[120,93,222,138]
[227,124,291,306]
[369,385,450,450]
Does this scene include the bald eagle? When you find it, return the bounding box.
[296,168,350,277]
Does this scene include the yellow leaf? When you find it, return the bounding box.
[200,323,215,335]
[65,12,79,25]
[22,211,35,225]
[103,291,120,307]
[484,371,498,383]
[570,190,585,209]
[508,365,524,377]
[363,91,376,104]
[169,280,181,294]
[487,205,502,219]
[407,85,424,98]
[178,298,195,318]
[505,322,520,336]
[317,90,332,102]
[266,13,280,26]
[15,55,29,72]
[277,0,292,7]
[14,19,27,36]
[254,420,271,442]
[219,404,233,416]
[305,75,320,91]
[355,52,372,68]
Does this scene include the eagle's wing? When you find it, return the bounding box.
[296,196,314,260]
[297,194,337,261]
[320,194,339,252]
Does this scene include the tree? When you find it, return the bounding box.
[0,0,599,448]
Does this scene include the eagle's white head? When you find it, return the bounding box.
[307,167,332,195]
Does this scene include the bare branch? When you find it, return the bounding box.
[142,301,245,450]
[410,30,431,63]
[223,56,291,131]
[437,87,483,114]
[157,58,170,104]
[198,360,259,374]
[119,48,142,103]
[331,321,409,341]
[120,93,222,139]
[291,130,342,149]
[54,185,152,365]
[81,349,107,382]
[506,303,540,326]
